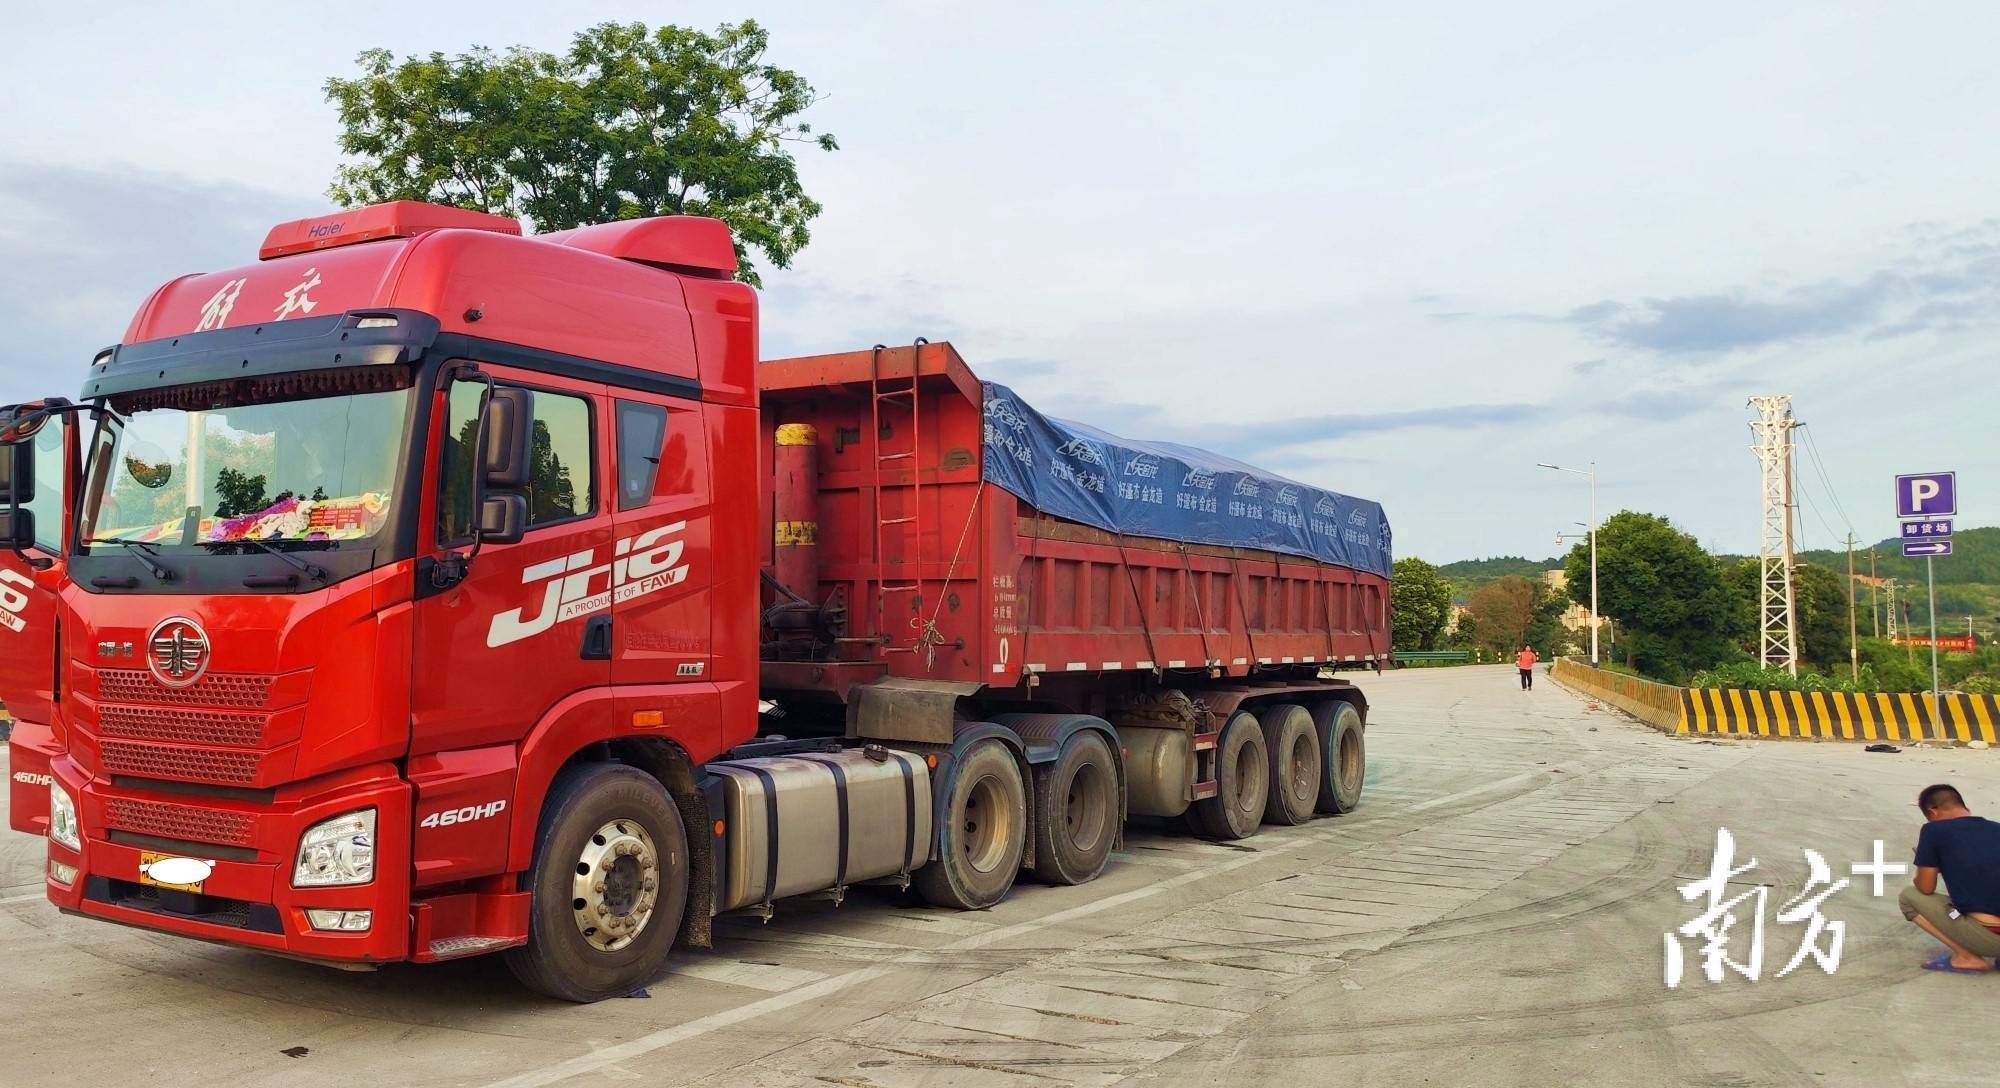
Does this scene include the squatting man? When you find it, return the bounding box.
[1899,784,2000,974]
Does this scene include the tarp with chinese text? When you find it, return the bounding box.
[980,382,1392,578]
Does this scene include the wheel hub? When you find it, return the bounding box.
[1290,733,1316,798]
[571,819,660,953]
[1064,763,1110,851]
[1339,730,1362,794]
[961,774,1015,874]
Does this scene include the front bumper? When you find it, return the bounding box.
[45,756,413,964]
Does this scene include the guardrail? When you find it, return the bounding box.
[1549,658,2000,744]
[1395,650,1472,665]
[1548,659,1683,731]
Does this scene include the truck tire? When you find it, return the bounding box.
[1313,700,1366,814]
[1031,730,1119,885]
[916,739,1027,909]
[1259,704,1321,826]
[505,763,689,1003]
[1187,711,1267,840]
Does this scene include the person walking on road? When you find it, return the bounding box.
[1899,784,2000,974]
[1516,645,1538,690]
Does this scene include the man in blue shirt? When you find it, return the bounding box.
[1899,784,2000,973]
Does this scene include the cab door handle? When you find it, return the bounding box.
[580,614,613,660]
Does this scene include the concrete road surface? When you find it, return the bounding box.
[4,665,1995,1087]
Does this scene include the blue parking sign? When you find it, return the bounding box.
[1895,472,1956,518]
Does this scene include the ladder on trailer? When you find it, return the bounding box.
[871,339,928,654]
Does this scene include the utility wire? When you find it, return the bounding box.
[1797,424,1855,536]
[1796,475,1842,552]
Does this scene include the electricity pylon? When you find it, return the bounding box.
[1748,396,1800,675]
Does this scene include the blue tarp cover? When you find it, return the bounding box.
[980,382,1392,578]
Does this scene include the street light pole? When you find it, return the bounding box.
[1588,463,1599,668]
[1539,462,1601,667]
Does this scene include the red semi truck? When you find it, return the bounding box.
[0,200,1389,1001]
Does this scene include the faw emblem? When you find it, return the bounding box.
[148,616,211,688]
[487,522,691,648]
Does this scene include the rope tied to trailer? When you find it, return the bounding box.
[1228,554,1263,670]
[1175,543,1218,673]
[1113,532,1163,674]
[913,485,983,671]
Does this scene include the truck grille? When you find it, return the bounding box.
[98,705,270,747]
[97,670,274,709]
[98,740,263,786]
[104,797,254,847]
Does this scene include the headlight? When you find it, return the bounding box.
[293,809,376,887]
[48,783,80,851]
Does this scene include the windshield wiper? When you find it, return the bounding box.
[197,538,328,583]
[84,537,175,582]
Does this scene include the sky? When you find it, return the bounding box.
[3,1,1996,563]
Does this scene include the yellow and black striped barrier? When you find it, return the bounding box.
[1682,688,1999,744]
[1550,659,1999,744]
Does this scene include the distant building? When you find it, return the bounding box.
[1543,569,1595,650]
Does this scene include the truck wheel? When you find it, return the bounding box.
[505,763,688,1003]
[1031,730,1118,885]
[1312,700,1366,814]
[916,739,1026,909]
[1259,704,1321,826]
[1188,711,1267,840]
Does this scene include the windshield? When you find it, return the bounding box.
[79,383,412,554]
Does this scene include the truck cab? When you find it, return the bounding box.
[5,201,761,997]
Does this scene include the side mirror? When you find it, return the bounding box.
[478,493,527,545]
[481,388,532,490]
[0,508,35,550]
[0,434,33,504]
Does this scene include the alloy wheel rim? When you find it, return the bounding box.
[571,818,660,953]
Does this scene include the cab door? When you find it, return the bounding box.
[409,367,615,758]
[2,403,77,834]
[606,390,719,759]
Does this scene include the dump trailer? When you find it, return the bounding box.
[0,200,1391,1002]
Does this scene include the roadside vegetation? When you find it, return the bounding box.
[1406,522,1998,691]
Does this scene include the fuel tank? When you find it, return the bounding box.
[709,747,931,912]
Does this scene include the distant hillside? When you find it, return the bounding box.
[1797,525,1998,586]
[1796,525,2000,632]
[1435,555,1562,599]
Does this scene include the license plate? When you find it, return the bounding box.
[138,852,214,893]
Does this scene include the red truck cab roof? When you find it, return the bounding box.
[115,201,756,407]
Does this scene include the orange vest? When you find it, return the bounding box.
[1517,649,1537,669]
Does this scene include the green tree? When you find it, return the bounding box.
[1793,563,1849,670]
[212,467,270,519]
[1390,557,1454,652]
[1524,582,1576,657]
[325,20,838,285]
[1563,511,1749,682]
[1720,559,1852,672]
[524,419,577,524]
[1463,575,1538,655]
[1461,575,1574,657]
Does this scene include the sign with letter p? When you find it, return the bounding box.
[1895,472,1956,519]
